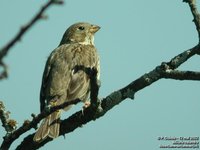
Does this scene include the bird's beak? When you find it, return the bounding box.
[90,25,100,33]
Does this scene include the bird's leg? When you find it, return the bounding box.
[49,100,57,107]
[81,101,91,115]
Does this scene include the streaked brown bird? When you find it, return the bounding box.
[33,22,100,142]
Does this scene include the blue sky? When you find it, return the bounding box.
[0,0,200,149]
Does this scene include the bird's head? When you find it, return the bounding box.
[60,22,100,46]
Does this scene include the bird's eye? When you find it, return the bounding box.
[78,26,85,30]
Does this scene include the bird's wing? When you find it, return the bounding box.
[67,45,99,102]
[39,44,71,112]
[40,52,54,112]
[40,44,99,112]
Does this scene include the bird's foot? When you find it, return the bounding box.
[83,101,91,109]
[81,101,91,115]
[49,100,57,107]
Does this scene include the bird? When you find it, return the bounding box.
[33,22,100,142]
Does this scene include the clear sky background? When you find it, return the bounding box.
[0,0,200,150]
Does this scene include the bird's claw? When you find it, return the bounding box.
[81,101,91,115]
[83,101,91,109]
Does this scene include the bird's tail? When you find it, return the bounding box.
[33,110,61,142]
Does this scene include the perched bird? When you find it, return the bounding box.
[33,22,100,142]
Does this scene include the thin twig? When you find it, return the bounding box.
[0,0,63,59]
[161,70,200,80]
[183,0,200,42]
[0,101,17,134]
[0,99,80,150]
[165,44,200,69]
[0,0,64,80]
[0,61,8,80]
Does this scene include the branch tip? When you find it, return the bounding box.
[184,0,200,42]
[40,14,48,20]
[0,61,8,80]
[52,0,64,5]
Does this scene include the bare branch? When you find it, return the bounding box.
[0,61,8,80]
[0,0,64,80]
[0,99,80,150]
[184,0,200,42]
[164,45,200,69]
[0,101,17,134]
[161,70,200,80]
